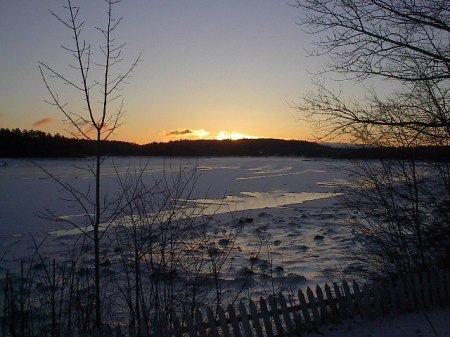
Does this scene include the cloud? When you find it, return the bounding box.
[33,117,54,128]
[166,129,196,136]
[164,129,211,139]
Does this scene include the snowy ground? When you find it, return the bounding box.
[306,308,450,337]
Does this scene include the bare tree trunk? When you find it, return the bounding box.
[95,137,102,328]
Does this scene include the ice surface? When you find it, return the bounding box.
[0,157,356,287]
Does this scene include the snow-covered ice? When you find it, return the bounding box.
[0,157,355,286]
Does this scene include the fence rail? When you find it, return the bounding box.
[98,269,450,337]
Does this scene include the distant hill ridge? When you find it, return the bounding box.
[0,128,448,161]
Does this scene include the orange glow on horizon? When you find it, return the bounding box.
[158,128,259,142]
[216,131,258,141]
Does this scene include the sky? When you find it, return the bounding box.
[0,1,326,144]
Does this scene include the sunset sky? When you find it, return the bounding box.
[0,1,328,144]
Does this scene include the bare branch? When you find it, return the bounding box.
[294,0,450,82]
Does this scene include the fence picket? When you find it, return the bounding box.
[352,281,363,315]
[184,311,196,337]
[333,282,346,319]
[316,285,331,324]
[206,307,219,337]
[228,304,243,337]
[371,282,382,317]
[195,309,208,337]
[217,305,232,337]
[306,287,321,327]
[361,284,372,317]
[249,300,264,337]
[324,283,338,322]
[342,280,354,316]
[238,302,253,337]
[298,289,312,331]
[289,298,303,333]
[259,297,274,337]
[269,295,284,336]
[278,293,295,335]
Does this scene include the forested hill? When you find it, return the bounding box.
[0,128,326,158]
[140,138,327,157]
[0,128,141,158]
[0,128,448,161]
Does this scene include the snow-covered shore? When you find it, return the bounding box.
[307,308,450,337]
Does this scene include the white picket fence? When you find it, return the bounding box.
[98,269,450,337]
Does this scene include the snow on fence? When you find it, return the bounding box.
[98,269,450,337]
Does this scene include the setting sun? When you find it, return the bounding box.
[216,131,257,141]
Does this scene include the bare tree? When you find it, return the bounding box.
[293,0,450,277]
[341,159,450,278]
[293,0,450,145]
[39,0,140,329]
[295,1,449,81]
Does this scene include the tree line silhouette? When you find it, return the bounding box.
[1,128,448,161]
